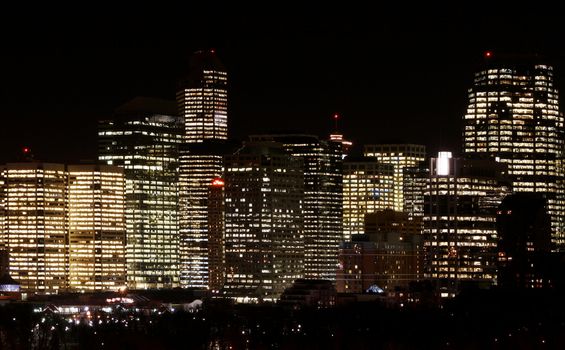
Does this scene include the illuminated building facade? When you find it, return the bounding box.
[223,142,304,301]
[337,211,422,293]
[177,50,229,289]
[462,54,565,246]
[2,163,67,294]
[208,178,225,292]
[179,143,225,288]
[364,144,426,212]
[98,97,183,289]
[403,165,429,219]
[67,165,126,292]
[343,157,394,240]
[177,49,228,143]
[424,152,511,297]
[249,134,342,280]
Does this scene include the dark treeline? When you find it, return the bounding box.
[1,289,564,349]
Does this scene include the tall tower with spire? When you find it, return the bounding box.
[329,113,352,159]
[178,50,229,288]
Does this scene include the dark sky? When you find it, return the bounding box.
[1,4,565,163]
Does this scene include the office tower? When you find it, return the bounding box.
[403,165,429,219]
[177,49,228,143]
[67,165,126,291]
[2,163,67,294]
[223,142,304,301]
[424,152,511,297]
[208,177,225,292]
[98,97,183,289]
[462,53,565,246]
[177,50,229,288]
[364,144,426,212]
[249,134,342,280]
[337,210,422,293]
[496,193,553,289]
[343,157,394,240]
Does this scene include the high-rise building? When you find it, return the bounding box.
[208,177,225,292]
[223,142,304,301]
[177,50,228,143]
[424,152,511,297]
[343,157,394,240]
[337,210,422,294]
[98,97,183,289]
[403,165,429,219]
[0,162,128,295]
[2,163,68,294]
[179,143,226,288]
[249,134,342,280]
[462,53,565,246]
[364,144,426,212]
[67,165,126,292]
[177,50,229,289]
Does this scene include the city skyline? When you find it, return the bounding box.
[2,6,565,163]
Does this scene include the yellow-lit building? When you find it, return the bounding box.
[343,158,394,240]
[67,165,126,292]
[462,56,564,246]
[0,163,127,295]
[364,144,425,212]
[3,163,67,294]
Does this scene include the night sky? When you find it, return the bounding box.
[1,4,565,163]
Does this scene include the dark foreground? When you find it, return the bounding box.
[0,289,564,349]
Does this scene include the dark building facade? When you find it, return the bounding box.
[496,193,553,289]
[208,177,225,292]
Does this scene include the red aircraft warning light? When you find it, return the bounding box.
[211,178,225,187]
[485,51,493,58]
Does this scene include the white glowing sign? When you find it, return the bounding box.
[436,151,452,176]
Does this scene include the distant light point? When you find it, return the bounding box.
[485,51,492,58]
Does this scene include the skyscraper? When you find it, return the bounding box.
[0,162,128,295]
[2,163,67,294]
[343,157,395,240]
[98,97,183,289]
[67,165,127,292]
[223,142,304,301]
[208,177,225,292]
[178,50,229,288]
[364,144,426,212]
[424,152,511,297]
[249,134,342,280]
[462,53,565,246]
[177,50,228,143]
